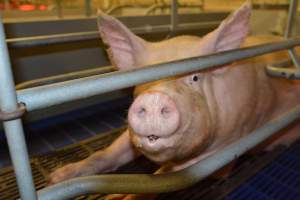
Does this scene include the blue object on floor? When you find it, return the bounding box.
[225,140,300,200]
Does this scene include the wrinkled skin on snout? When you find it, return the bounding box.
[48,2,300,200]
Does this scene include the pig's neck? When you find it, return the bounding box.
[171,64,277,171]
[203,63,276,150]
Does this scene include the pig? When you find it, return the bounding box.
[48,2,300,200]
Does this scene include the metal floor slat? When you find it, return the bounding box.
[225,141,300,200]
[0,97,132,168]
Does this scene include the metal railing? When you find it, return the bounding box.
[4,0,220,48]
[16,38,300,112]
[37,105,300,200]
[6,21,220,48]
[0,1,299,200]
[266,0,300,78]
[0,17,37,200]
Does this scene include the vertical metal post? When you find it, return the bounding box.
[56,0,63,18]
[171,0,178,31]
[85,0,92,17]
[285,0,300,69]
[0,17,37,200]
[285,0,298,38]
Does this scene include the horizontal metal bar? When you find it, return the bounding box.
[7,31,99,48]
[6,22,219,48]
[16,66,113,90]
[145,3,204,15]
[266,65,300,79]
[37,105,300,200]
[17,38,300,112]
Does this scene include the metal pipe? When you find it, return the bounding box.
[6,22,219,48]
[0,17,37,200]
[288,48,300,69]
[106,5,136,15]
[37,105,300,200]
[85,0,92,17]
[7,31,99,48]
[145,4,205,15]
[17,38,300,112]
[286,0,300,69]
[56,0,63,18]
[171,0,178,31]
[285,0,298,39]
[267,0,300,78]
[16,66,113,90]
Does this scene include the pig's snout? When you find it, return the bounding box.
[128,91,180,142]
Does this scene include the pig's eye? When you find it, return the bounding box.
[192,75,198,82]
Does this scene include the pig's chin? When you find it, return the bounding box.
[130,132,180,163]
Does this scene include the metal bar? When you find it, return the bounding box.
[7,31,99,48]
[285,0,298,39]
[85,0,92,17]
[288,48,300,69]
[286,0,300,69]
[171,0,178,31]
[266,63,300,79]
[56,0,63,18]
[6,22,219,48]
[146,4,205,15]
[0,17,37,200]
[37,105,300,200]
[17,38,300,112]
[267,0,300,79]
[16,66,114,90]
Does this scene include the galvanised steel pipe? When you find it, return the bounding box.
[85,0,92,17]
[267,0,300,77]
[0,17,37,200]
[16,66,113,90]
[171,0,178,31]
[285,0,298,39]
[286,0,300,69]
[6,22,219,48]
[18,38,300,112]
[37,105,300,200]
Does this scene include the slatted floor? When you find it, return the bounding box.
[0,97,132,168]
[225,141,300,200]
[0,97,299,200]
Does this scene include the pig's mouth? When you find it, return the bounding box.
[131,132,179,154]
[147,135,160,143]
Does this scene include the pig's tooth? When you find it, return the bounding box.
[147,135,160,142]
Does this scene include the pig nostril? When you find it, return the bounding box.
[161,106,171,117]
[147,135,160,142]
[137,107,146,117]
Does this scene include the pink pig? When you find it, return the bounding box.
[49,2,300,200]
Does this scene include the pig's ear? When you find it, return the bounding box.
[97,10,147,70]
[201,2,251,54]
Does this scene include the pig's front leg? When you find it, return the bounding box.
[48,129,140,185]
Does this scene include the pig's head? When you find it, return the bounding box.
[97,3,251,164]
